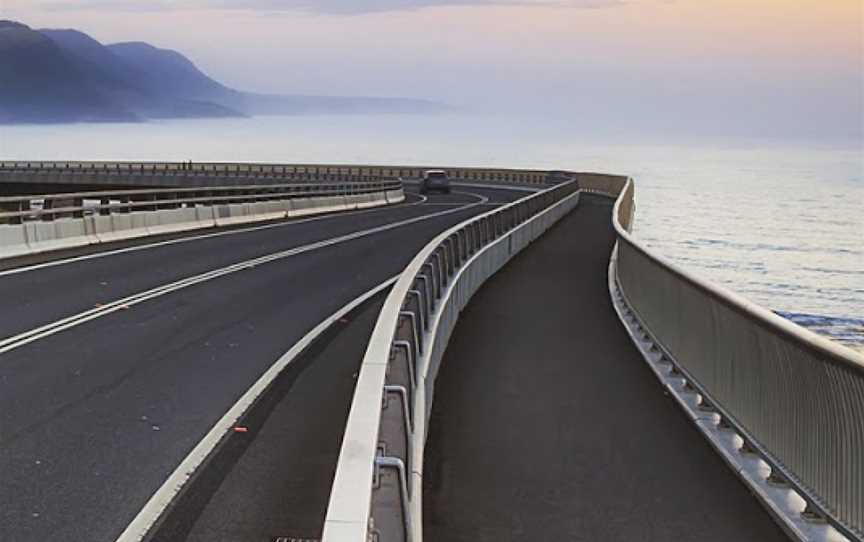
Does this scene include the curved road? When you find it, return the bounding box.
[0,185,526,542]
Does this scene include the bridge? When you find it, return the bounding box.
[0,162,860,542]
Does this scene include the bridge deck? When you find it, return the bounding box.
[0,186,522,542]
[154,296,386,542]
[422,195,789,541]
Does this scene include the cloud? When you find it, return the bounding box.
[37,0,173,12]
[216,0,625,15]
[34,0,626,15]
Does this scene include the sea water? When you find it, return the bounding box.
[1,114,861,351]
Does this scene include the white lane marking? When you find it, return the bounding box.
[114,275,399,542]
[452,181,539,193]
[0,193,487,355]
[412,201,500,207]
[404,179,540,193]
[0,192,430,278]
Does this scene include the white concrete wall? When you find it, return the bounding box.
[0,189,399,262]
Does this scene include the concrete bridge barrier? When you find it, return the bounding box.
[322,179,581,542]
[319,168,864,542]
[24,219,92,255]
[386,189,406,204]
[289,197,319,217]
[144,207,204,235]
[0,225,29,258]
[0,181,402,261]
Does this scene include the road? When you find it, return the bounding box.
[422,195,788,542]
[0,185,524,542]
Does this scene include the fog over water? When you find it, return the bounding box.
[1,114,862,349]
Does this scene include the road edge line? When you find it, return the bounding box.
[0,194,482,354]
[114,275,399,542]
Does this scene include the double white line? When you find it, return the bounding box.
[0,194,428,279]
[0,193,487,356]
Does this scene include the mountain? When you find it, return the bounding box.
[0,21,136,123]
[0,21,447,124]
[107,42,237,100]
[40,29,243,120]
[104,40,445,116]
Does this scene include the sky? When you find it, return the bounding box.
[3,0,862,142]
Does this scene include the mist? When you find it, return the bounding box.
[3,0,862,142]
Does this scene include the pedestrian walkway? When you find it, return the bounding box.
[422,195,788,542]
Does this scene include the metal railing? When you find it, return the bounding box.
[609,177,864,539]
[321,179,581,542]
[0,180,400,224]
[0,161,551,186]
[0,179,404,261]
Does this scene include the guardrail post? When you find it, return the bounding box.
[396,311,422,360]
[425,259,440,301]
[435,249,448,289]
[379,375,413,493]
[406,289,428,335]
[371,454,411,542]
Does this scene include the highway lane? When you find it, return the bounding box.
[0,194,475,354]
[0,183,526,542]
[155,294,388,542]
[0,185,521,346]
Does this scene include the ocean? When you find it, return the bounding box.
[1,114,861,351]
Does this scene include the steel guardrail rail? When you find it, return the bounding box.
[0,181,392,202]
[321,179,581,542]
[0,161,552,186]
[0,180,400,222]
[0,177,405,261]
[607,176,864,540]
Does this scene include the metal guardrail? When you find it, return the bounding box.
[0,179,404,261]
[0,180,400,223]
[0,161,551,186]
[609,177,864,539]
[321,179,581,542]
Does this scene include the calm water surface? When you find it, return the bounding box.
[2,115,862,350]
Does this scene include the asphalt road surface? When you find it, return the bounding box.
[0,185,524,542]
[422,195,789,542]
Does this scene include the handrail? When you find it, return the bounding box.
[322,179,581,542]
[0,181,394,204]
[0,160,552,186]
[0,179,404,260]
[611,181,861,369]
[609,176,864,539]
[0,180,400,222]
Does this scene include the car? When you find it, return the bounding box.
[420,169,451,195]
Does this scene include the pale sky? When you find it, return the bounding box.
[3,0,862,141]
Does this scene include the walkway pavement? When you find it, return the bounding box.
[422,195,789,541]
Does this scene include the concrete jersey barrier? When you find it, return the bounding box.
[321,167,864,542]
[322,180,581,542]
[0,188,399,261]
